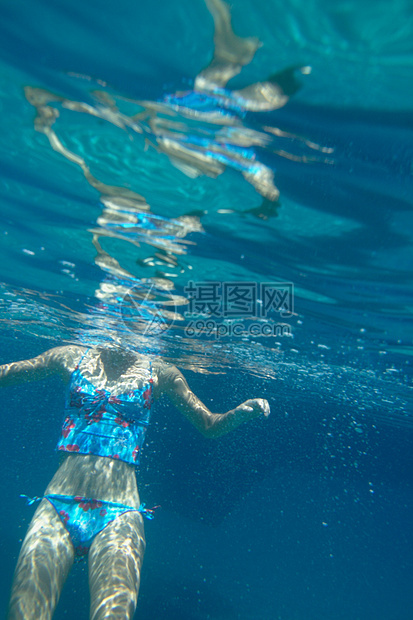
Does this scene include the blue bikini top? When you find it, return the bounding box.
[57,354,153,465]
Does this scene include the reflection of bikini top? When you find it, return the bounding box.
[57,357,153,465]
[163,89,247,118]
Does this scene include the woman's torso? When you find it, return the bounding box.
[46,347,158,506]
[45,454,141,505]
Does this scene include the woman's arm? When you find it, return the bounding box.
[157,363,270,438]
[0,345,84,387]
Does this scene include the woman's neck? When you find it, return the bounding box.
[98,348,138,382]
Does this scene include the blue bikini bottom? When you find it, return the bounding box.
[21,493,159,557]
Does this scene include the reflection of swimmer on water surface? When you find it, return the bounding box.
[25,0,332,211]
[1,345,270,619]
[135,0,314,203]
[24,84,203,286]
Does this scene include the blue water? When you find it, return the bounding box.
[1,0,413,618]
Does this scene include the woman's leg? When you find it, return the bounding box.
[88,511,146,620]
[8,499,75,620]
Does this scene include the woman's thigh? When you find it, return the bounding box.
[8,499,75,620]
[88,510,146,620]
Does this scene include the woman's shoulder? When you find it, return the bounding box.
[43,344,87,372]
[151,358,178,375]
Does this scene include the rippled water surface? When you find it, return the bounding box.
[1,0,412,618]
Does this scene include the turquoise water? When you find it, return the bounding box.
[1,0,412,618]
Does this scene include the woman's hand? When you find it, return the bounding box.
[159,362,271,437]
[234,398,270,419]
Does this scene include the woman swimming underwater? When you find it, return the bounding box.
[1,345,270,619]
